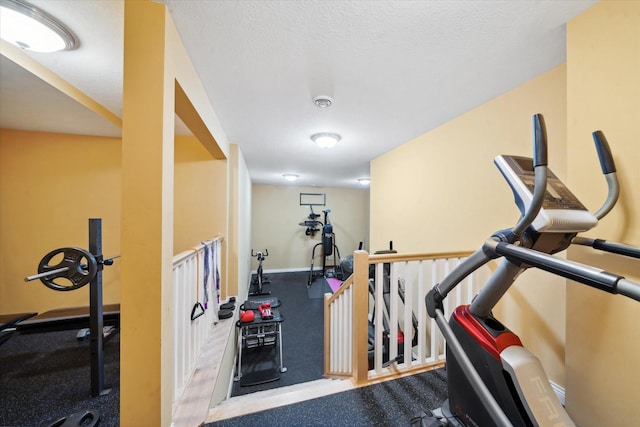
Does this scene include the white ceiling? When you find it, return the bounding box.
[0,0,597,188]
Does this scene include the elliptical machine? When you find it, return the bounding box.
[421,114,640,427]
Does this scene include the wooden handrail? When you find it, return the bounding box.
[173,235,224,265]
[368,250,474,263]
[325,248,487,385]
[325,273,354,304]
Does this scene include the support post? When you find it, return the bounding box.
[88,218,106,396]
[352,250,370,385]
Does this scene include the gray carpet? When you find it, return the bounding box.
[226,272,450,427]
[208,368,448,426]
[231,271,326,397]
[307,276,333,299]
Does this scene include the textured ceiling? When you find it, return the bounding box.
[0,0,597,188]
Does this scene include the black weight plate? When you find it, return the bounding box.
[37,247,97,291]
[218,309,233,319]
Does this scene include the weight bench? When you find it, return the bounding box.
[0,312,37,346]
[16,304,120,335]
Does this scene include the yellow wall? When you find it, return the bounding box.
[0,129,122,313]
[565,2,640,425]
[370,65,569,385]
[0,131,228,316]
[174,135,227,254]
[1,2,243,425]
[251,184,370,273]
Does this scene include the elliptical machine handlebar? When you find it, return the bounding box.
[487,239,640,302]
[512,114,549,238]
[591,130,620,220]
[429,114,551,301]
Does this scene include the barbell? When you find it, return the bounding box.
[24,247,119,292]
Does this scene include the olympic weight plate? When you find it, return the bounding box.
[37,247,97,291]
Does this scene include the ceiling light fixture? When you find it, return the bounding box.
[313,95,333,108]
[311,132,341,149]
[0,0,77,53]
[358,178,370,185]
[283,173,299,181]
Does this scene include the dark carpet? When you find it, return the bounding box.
[307,276,332,299]
[232,271,326,397]
[207,368,448,427]
[226,272,449,427]
[0,329,119,427]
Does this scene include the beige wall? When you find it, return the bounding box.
[226,144,253,300]
[251,184,369,275]
[370,65,569,385]
[209,143,252,408]
[565,2,640,425]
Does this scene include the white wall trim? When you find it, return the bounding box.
[550,381,566,406]
[251,267,322,274]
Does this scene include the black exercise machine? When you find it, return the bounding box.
[308,209,342,286]
[368,242,419,369]
[250,249,270,296]
[299,205,322,237]
[420,115,640,426]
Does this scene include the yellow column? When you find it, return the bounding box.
[121,1,174,426]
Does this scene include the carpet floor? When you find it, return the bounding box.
[208,368,448,427]
[231,271,328,397]
[1,271,450,427]
[0,329,120,427]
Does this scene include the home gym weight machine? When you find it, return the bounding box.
[20,218,120,398]
[419,115,640,426]
[307,208,342,286]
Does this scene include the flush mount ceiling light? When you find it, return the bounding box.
[0,0,77,53]
[311,132,341,149]
[313,95,333,109]
[283,173,299,181]
[358,178,370,185]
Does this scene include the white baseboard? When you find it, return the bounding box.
[250,267,322,274]
[550,381,566,406]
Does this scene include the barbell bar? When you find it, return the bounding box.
[24,266,74,282]
[24,247,119,291]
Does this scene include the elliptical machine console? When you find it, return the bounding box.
[422,114,640,427]
[494,154,597,233]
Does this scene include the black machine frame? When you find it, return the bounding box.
[307,209,342,286]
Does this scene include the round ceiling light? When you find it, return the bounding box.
[358,178,370,185]
[313,95,333,108]
[311,132,341,149]
[283,173,299,181]
[0,0,77,52]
